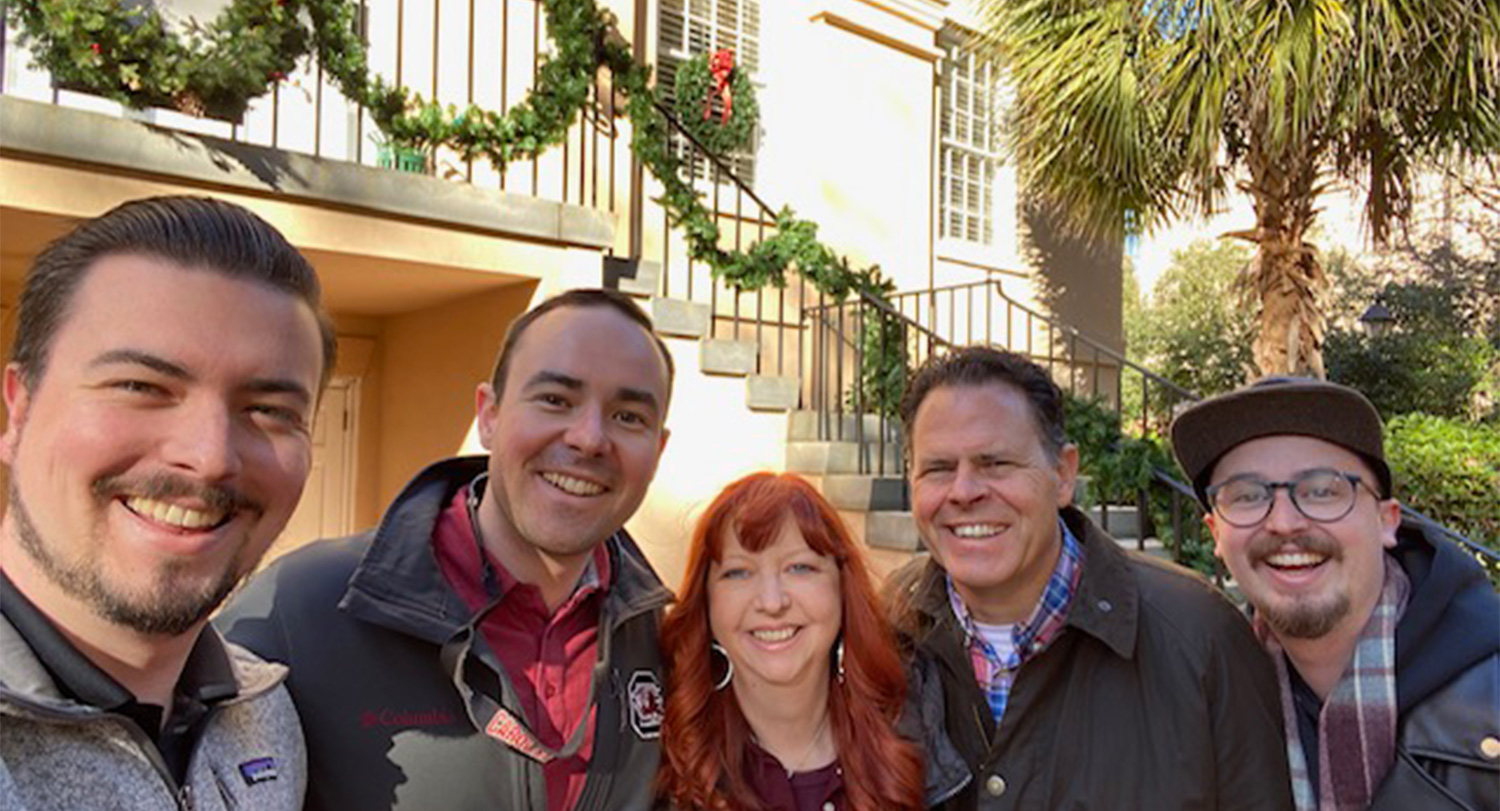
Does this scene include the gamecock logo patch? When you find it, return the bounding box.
[628,670,663,740]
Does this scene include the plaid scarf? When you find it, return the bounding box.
[1255,557,1410,811]
[948,519,1082,724]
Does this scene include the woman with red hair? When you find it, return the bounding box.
[657,472,925,811]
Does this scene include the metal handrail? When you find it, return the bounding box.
[637,82,809,381]
[654,98,779,221]
[857,287,955,351]
[982,280,1198,402]
[1399,505,1499,566]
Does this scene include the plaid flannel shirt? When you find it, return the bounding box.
[947,518,1083,724]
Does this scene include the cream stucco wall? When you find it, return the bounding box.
[623,334,791,588]
[376,282,539,504]
[756,1,941,294]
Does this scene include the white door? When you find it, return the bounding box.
[263,378,358,564]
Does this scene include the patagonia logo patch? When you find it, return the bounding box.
[238,757,279,786]
[628,670,663,740]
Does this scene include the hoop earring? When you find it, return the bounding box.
[711,642,734,691]
[835,638,846,684]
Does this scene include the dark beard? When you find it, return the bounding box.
[1260,592,1352,639]
[8,477,248,637]
[1246,534,1349,639]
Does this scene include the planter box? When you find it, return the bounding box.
[376,145,432,174]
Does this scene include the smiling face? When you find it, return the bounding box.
[1205,435,1400,641]
[909,382,1079,624]
[476,304,671,570]
[708,518,843,693]
[0,254,323,637]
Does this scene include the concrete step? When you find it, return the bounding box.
[816,475,908,511]
[839,509,920,553]
[602,257,660,298]
[1085,505,1140,539]
[700,338,757,377]
[786,440,902,475]
[787,410,901,443]
[1109,534,1172,562]
[746,375,798,412]
[651,297,709,338]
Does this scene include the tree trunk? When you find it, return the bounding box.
[1241,137,1327,378]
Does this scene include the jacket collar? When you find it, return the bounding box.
[602,530,674,620]
[340,456,672,645]
[1390,518,1500,713]
[341,457,487,643]
[1058,506,1140,660]
[908,506,1140,662]
[0,606,286,719]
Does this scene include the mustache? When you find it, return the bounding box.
[541,451,614,480]
[1246,533,1341,562]
[91,472,261,516]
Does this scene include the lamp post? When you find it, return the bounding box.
[1359,302,1395,338]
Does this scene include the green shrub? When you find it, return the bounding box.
[1386,414,1499,555]
[1064,394,1221,579]
[1065,395,1172,504]
[1326,280,1499,421]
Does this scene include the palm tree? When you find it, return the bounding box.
[979,0,1499,376]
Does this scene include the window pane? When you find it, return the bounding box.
[938,26,1001,245]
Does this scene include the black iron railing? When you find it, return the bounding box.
[801,289,954,477]
[636,98,814,380]
[888,279,1199,433]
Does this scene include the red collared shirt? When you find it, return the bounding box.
[433,487,610,811]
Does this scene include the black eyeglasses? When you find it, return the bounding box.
[1206,469,1380,528]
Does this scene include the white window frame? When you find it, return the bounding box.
[938,29,1003,247]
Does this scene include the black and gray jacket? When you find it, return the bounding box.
[217,456,673,811]
[0,617,306,811]
[1368,519,1499,810]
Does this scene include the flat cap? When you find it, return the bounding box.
[1170,377,1391,507]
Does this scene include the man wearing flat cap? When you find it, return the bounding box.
[1171,377,1499,811]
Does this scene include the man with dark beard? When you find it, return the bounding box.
[1172,378,1499,811]
[0,197,335,810]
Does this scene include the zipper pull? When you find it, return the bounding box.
[179,784,195,811]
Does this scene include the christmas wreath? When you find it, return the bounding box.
[7,0,310,121]
[672,49,758,156]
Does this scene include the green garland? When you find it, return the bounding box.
[673,52,758,157]
[306,0,611,164]
[8,0,892,309]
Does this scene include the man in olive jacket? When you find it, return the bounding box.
[888,347,1292,810]
[1173,378,1499,811]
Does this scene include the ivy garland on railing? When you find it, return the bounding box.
[7,0,892,305]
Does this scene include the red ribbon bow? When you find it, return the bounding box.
[705,49,735,124]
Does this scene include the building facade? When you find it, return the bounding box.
[0,0,1122,583]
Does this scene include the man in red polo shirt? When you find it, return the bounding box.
[219,288,675,811]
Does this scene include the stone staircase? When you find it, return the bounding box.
[609,258,799,413]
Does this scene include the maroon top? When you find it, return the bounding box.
[744,739,844,811]
[434,487,612,811]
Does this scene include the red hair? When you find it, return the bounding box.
[657,472,924,811]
